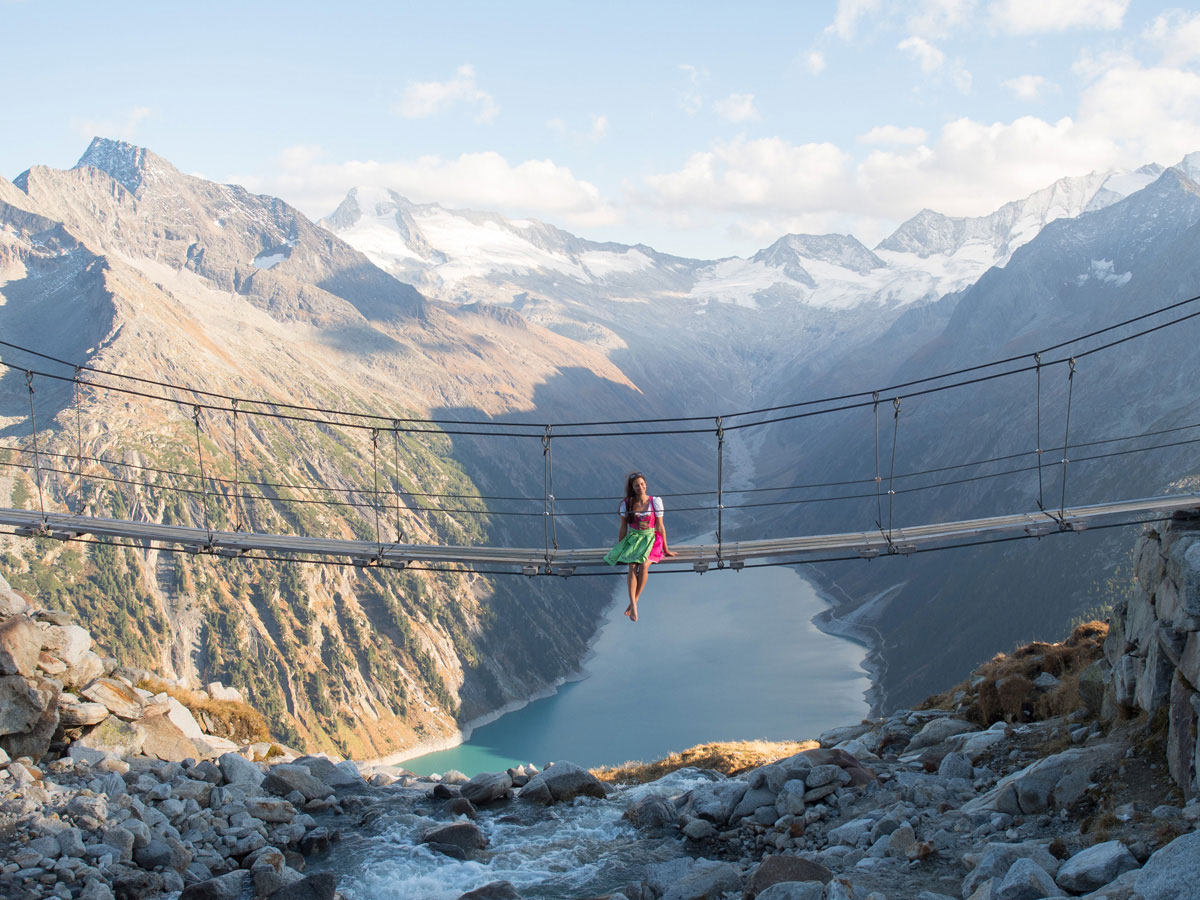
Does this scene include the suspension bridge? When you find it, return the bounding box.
[0,293,1198,577]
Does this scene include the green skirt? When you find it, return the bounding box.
[604,527,662,565]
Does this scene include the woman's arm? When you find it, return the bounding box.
[656,516,677,556]
[617,518,628,541]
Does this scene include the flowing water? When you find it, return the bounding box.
[315,769,728,900]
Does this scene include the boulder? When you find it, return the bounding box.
[0,673,45,735]
[62,651,107,690]
[292,755,363,787]
[662,859,741,900]
[623,795,678,829]
[962,843,1061,897]
[59,697,109,727]
[78,716,146,757]
[518,760,605,805]
[0,615,40,676]
[797,748,875,785]
[906,718,979,752]
[729,787,777,823]
[1055,840,1138,893]
[39,623,92,667]
[0,573,30,616]
[264,872,338,900]
[744,856,833,899]
[460,770,513,805]
[245,798,297,823]
[455,883,523,900]
[140,714,200,761]
[937,751,973,781]
[994,857,1062,900]
[421,821,487,853]
[164,697,206,740]
[1134,831,1200,900]
[206,682,243,702]
[753,884,823,900]
[1,679,60,759]
[263,764,334,801]
[688,779,750,823]
[774,780,807,817]
[218,751,265,787]
[81,678,145,720]
[964,745,1119,815]
[827,818,873,847]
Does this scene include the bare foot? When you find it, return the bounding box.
[624,605,633,619]
[629,602,638,622]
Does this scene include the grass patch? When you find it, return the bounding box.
[139,676,270,745]
[591,739,819,785]
[919,621,1108,726]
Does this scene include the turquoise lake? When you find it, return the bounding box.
[402,563,870,776]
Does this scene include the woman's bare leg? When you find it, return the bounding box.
[624,565,637,618]
[632,563,650,607]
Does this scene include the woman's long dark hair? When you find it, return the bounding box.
[624,471,646,525]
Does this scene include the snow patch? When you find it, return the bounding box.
[580,249,654,278]
[1076,259,1132,287]
[252,250,288,270]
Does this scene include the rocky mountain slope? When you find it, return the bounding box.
[0,138,652,758]
[757,164,1200,709]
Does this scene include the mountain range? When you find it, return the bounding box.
[1,137,1198,750]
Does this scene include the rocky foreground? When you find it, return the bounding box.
[1,518,1199,900]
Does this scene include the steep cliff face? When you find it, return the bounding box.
[0,141,636,757]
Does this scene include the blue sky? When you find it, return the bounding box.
[3,1,1200,257]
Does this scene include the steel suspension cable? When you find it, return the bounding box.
[24,372,46,523]
[1060,358,1077,520]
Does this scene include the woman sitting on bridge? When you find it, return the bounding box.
[604,471,676,622]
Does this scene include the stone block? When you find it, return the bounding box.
[0,573,30,616]
[140,714,200,762]
[1110,654,1142,712]
[1168,670,1198,795]
[77,716,146,757]
[0,673,46,735]
[81,678,144,720]
[1166,535,1200,617]
[1103,602,1130,665]
[1134,831,1200,900]
[1135,634,1175,714]
[1055,840,1138,893]
[0,615,40,677]
[1135,532,1166,590]
[1126,590,1157,655]
[39,624,92,668]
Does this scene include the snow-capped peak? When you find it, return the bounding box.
[74,137,176,194]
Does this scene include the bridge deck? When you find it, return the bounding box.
[0,493,1196,574]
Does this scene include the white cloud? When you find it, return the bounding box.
[906,0,974,38]
[638,55,1200,243]
[858,125,929,144]
[72,106,151,140]
[548,114,610,143]
[1143,10,1200,67]
[396,64,499,124]
[898,36,946,72]
[714,93,760,123]
[989,0,1128,35]
[827,0,883,40]
[641,137,852,214]
[231,147,620,228]
[1003,74,1051,99]
[805,51,827,74]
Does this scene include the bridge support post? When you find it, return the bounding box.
[716,417,724,567]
